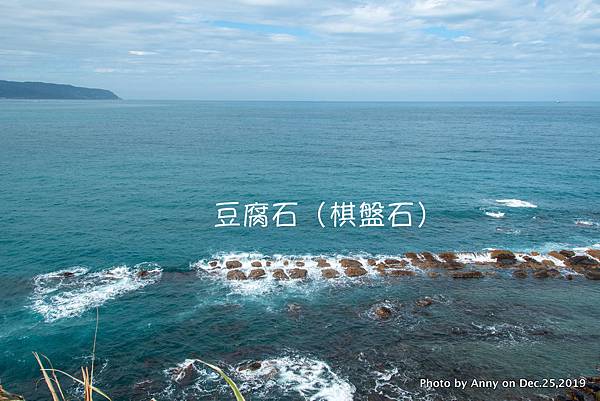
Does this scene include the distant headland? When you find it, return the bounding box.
[0,80,120,100]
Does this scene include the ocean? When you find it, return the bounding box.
[1,100,599,400]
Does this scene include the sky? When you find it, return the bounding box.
[1,0,599,100]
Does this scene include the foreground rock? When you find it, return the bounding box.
[225,260,242,269]
[321,269,340,279]
[316,258,330,267]
[451,271,484,279]
[345,266,368,277]
[490,249,516,266]
[248,269,266,279]
[272,269,289,280]
[374,306,392,320]
[0,386,24,401]
[585,268,600,280]
[227,270,247,280]
[340,258,363,268]
[288,268,307,279]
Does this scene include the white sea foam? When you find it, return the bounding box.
[161,355,354,401]
[237,355,355,401]
[31,263,162,322]
[575,219,598,227]
[495,199,538,208]
[485,211,505,218]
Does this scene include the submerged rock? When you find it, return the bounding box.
[513,269,528,278]
[248,269,266,280]
[438,252,458,262]
[374,306,392,320]
[416,297,433,307]
[227,270,247,280]
[238,361,262,372]
[345,266,368,277]
[321,269,340,279]
[450,271,483,279]
[427,272,441,278]
[272,269,289,280]
[0,385,24,401]
[288,268,307,279]
[225,260,242,269]
[340,258,363,268]
[316,258,331,268]
[585,268,600,280]
[532,269,549,279]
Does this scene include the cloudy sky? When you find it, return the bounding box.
[1,0,599,100]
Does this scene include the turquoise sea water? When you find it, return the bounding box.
[1,101,599,400]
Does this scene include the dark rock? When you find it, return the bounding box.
[295,261,305,267]
[513,269,528,278]
[0,385,24,401]
[568,255,599,267]
[385,269,416,277]
[451,271,483,278]
[532,269,549,279]
[225,260,242,269]
[316,258,331,268]
[283,260,289,266]
[226,270,247,280]
[288,268,307,279]
[416,297,433,307]
[266,261,272,267]
[374,306,392,319]
[565,274,574,280]
[61,271,75,278]
[585,268,600,280]
[340,258,363,268]
[559,250,575,258]
[238,361,262,372]
[209,260,218,267]
[137,270,150,278]
[249,269,266,280]
[272,269,289,280]
[345,266,368,277]
[321,269,339,279]
[251,261,262,267]
[547,268,561,278]
[383,258,403,266]
[490,249,515,260]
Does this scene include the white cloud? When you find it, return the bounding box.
[128,50,157,56]
[269,33,296,42]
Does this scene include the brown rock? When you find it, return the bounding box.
[438,252,458,262]
[548,251,567,261]
[587,249,600,260]
[374,306,392,319]
[530,251,540,256]
[283,260,289,266]
[541,259,555,267]
[559,250,575,258]
[385,269,416,277]
[321,268,340,279]
[295,261,305,267]
[340,258,363,268]
[404,252,419,261]
[272,269,289,280]
[226,270,247,280]
[266,261,272,267]
[532,269,549,279]
[490,249,516,259]
[367,258,377,266]
[451,271,483,279]
[547,268,561,278]
[251,261,262,267]
[345,266,368,277]
[513,269,528,278]
[249,269,266,279]
[288,268,307,279]
[416,297,433,307]
[316,258,331,268]
[445,261,465,270]
[226,260,242,269]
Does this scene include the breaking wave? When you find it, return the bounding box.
[31,263,162,322]
[495,199,538,208]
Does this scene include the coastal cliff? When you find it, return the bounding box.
[0,80,120,100]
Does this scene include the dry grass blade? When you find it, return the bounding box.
[32,352,62,401]
[195,359,246,401]
[39,368,112,401]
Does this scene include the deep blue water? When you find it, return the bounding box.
[1,101,599,401]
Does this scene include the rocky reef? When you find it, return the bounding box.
[194,248,600,283]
